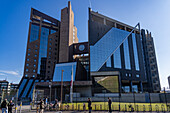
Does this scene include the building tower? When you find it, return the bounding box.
[59,1,78,63]
[23,8,60,78]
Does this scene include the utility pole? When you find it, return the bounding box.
[60,70,64,104]
[49,81,52,104]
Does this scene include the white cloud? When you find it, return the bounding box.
[0,70,20,77]
[0,73,6,76]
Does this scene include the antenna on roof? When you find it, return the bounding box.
[89,0,92,9]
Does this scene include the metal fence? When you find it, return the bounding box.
[31,87,170,112]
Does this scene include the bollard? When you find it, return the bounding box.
[15,106,17,113]
[19,102,22,113]
[30,102,32,111]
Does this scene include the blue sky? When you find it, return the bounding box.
[0,0,170,88]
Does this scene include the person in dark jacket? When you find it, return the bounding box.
[1,99,8,113]
[108,97,112,113]
[38,99,44,113]
[88,98,92,113]
[8,100,14,113]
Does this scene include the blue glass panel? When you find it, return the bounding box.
[51,29,56,34]
[132,85,138,92]
[22,79,33,98]
[90,27,130,72]
[114,48,121,68]
[38,27,49,74]
[18,79,27,96]
[28,80,39,98]
[53,62,77,81]
[132,34,140,71]
[30,24,39,42]
[123,38,131,70]
[106,57,111,67]
[41,80,44,82]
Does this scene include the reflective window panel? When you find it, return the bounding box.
[53,62,77,81]
[30,24,39,42]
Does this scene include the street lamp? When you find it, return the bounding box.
[49,80,52,104]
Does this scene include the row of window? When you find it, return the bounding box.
[26,69,36,73]
[25,74,35,77]
[125,73,140,78]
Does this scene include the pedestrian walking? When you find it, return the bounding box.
[88,98,92,113]
[1,99,8,113]
[38,99,44,113]
[108,97,112,113]
[8,100,14,113]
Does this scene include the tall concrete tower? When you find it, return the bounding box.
[59,1,78,63]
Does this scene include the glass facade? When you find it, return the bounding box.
[51,29,56,34]
[37,27,49,74]
[53,62,77,81]
[22,79,33,97]
[18,79,27,96]
[28,79,39,98]
[123,38,131,70]
[106,57,111,67]
[90,27,129,71]
[114,48,121,68]
[132,34,140,71]
[30,24,39,42]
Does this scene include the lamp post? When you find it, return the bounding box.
[60,70,64,104]
[49,81,52,104]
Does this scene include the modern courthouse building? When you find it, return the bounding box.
[18,1,161,101]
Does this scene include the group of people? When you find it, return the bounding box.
[88,97,112,113]
[37,98,58,113]
[0,99,14,113]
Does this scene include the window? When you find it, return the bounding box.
[50,38,52,41]
[35,49,37,52]
[48,66,50,68]
[129,74,131,77]
[55,48,57,50]
[28,53,30,56]
[33,75,35,77]
[35,54,37,57]
[34,59,36,62]
[136,75,140,78]
[34,64,36,67]
[28,48,31,51]
[49,52,51,55]
[49,56,51,59]
[48,71,50,73]
[33,70,35,72]
[26,69,28,72]
[49,43,52,45]
[26,64,29,66]
[48,61,51,63]
[125,73,128,77]
[49,47,52,50]
[35,45,38,47]
[25,74,28,77]
[27,59,29,61]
